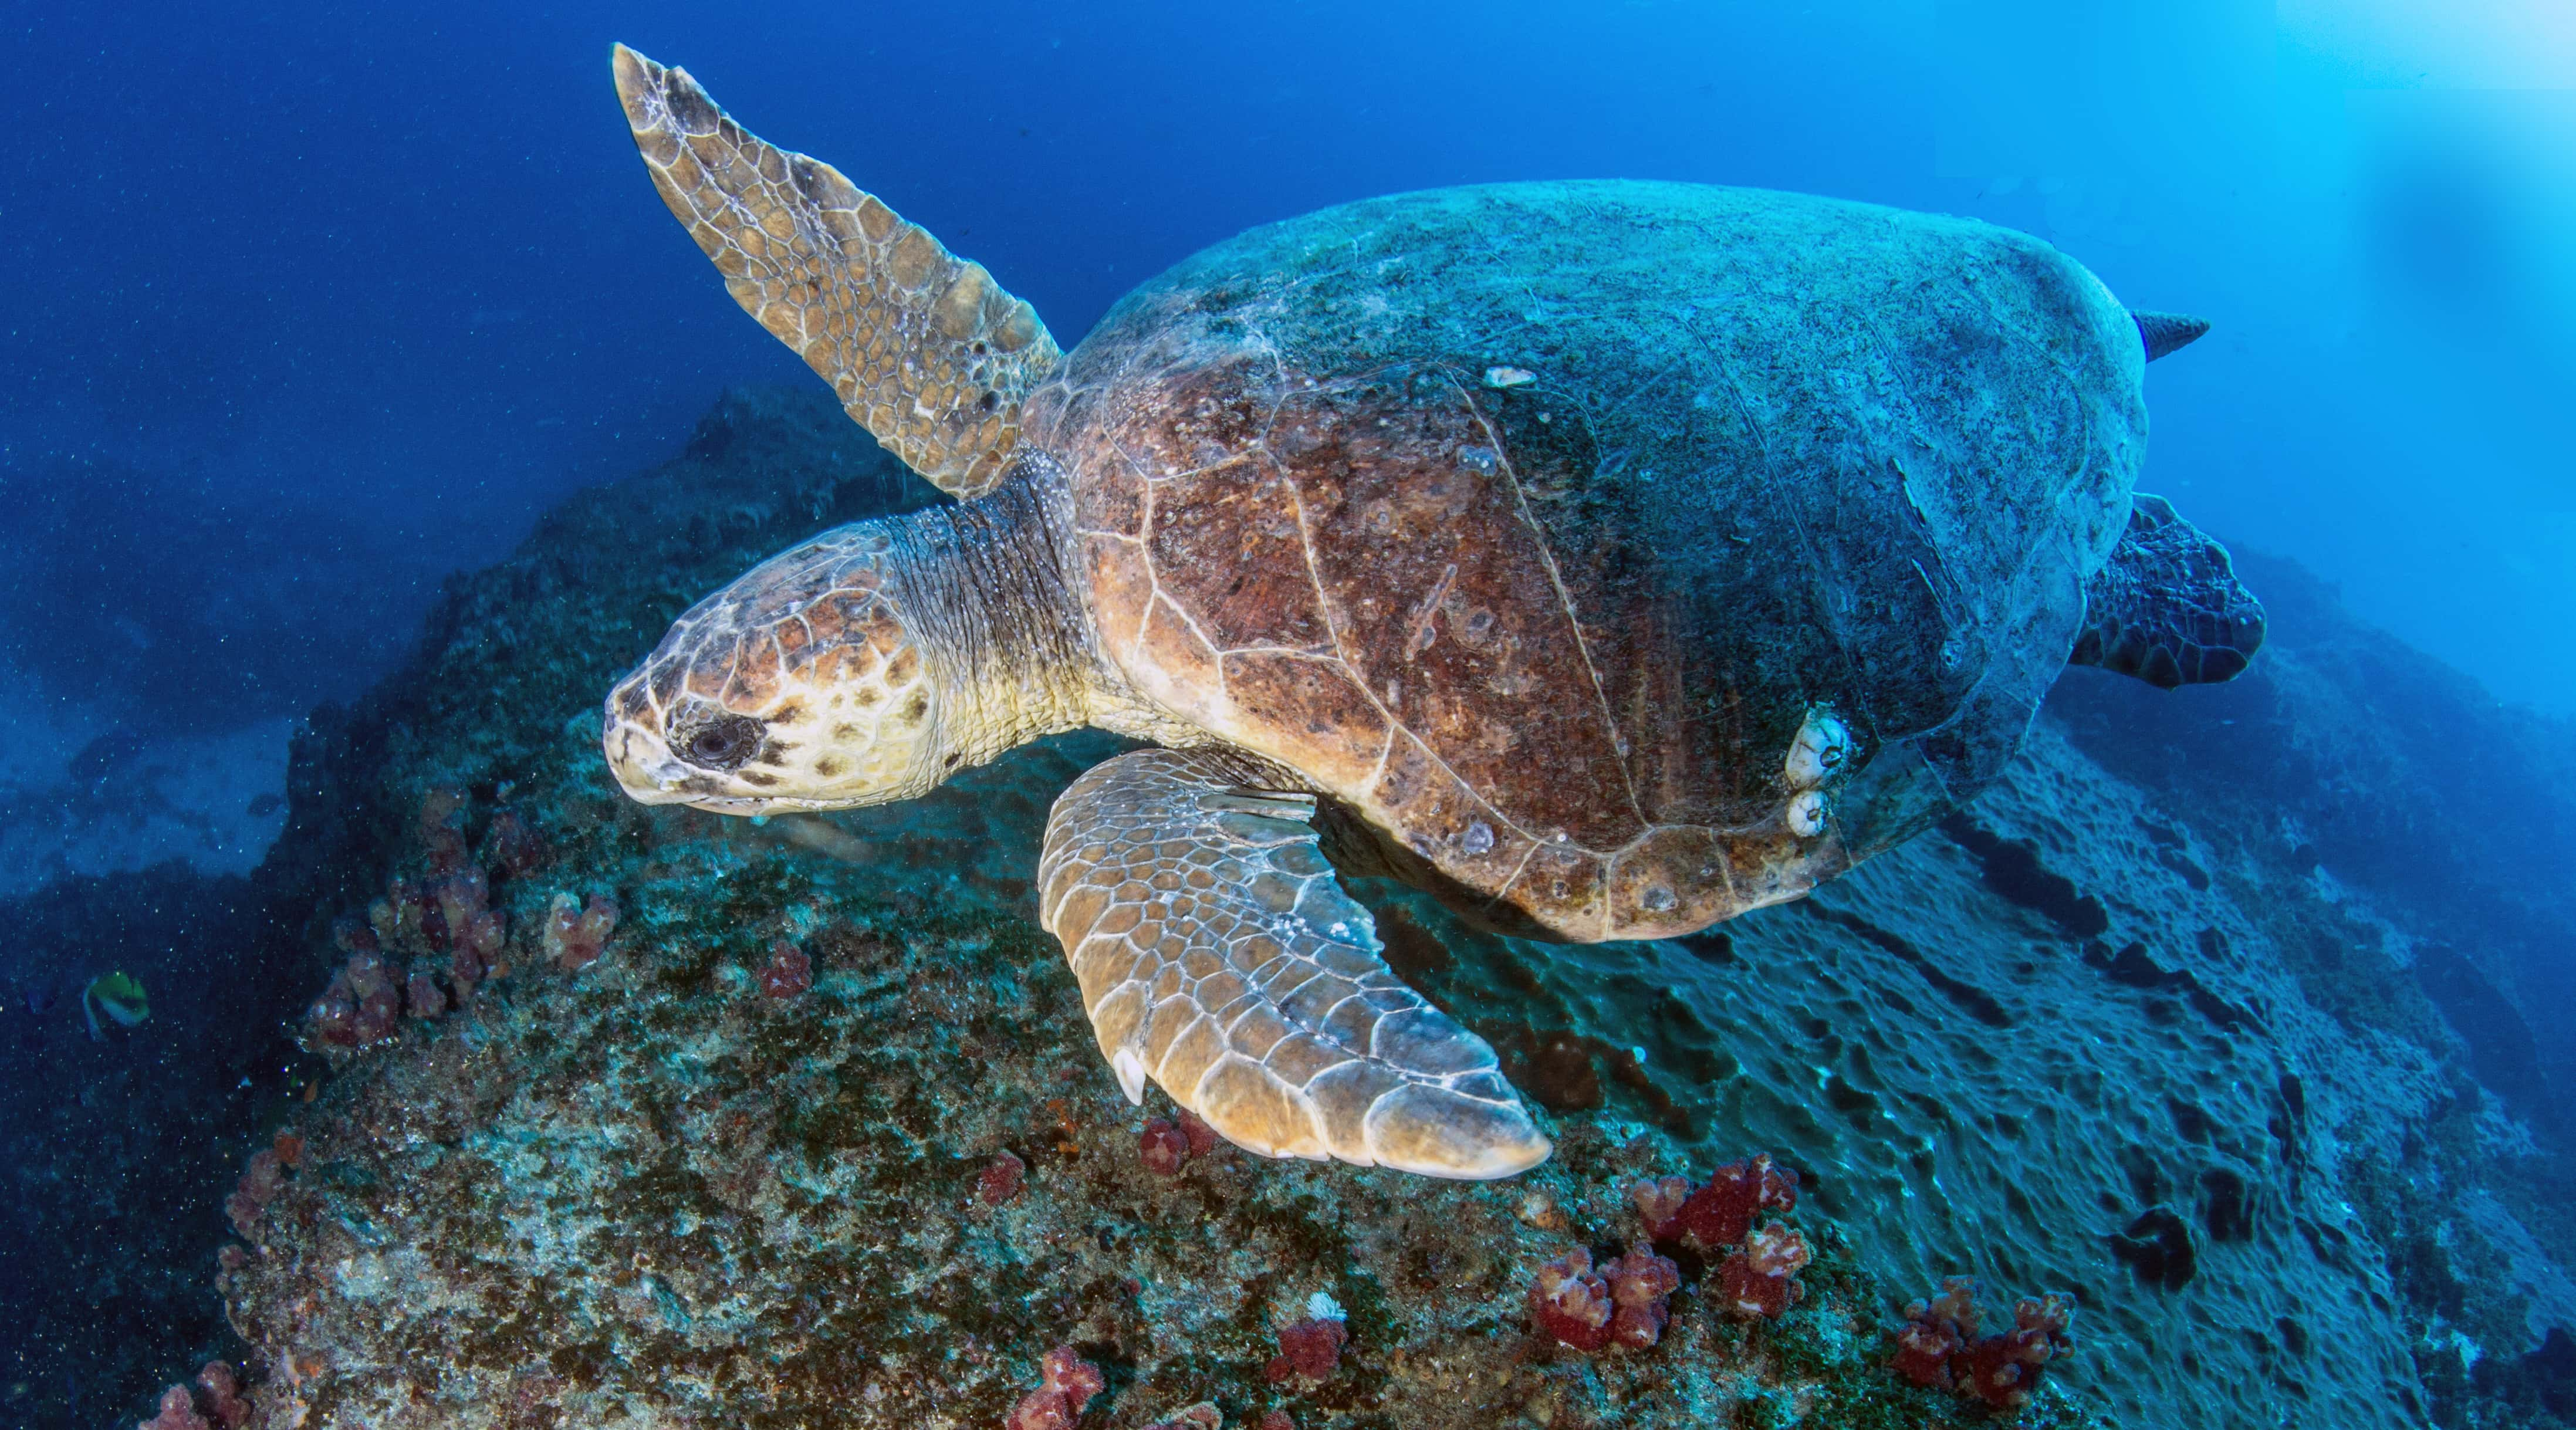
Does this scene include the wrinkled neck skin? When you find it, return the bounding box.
[883,452,1121,773]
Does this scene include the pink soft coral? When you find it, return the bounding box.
[544,891,619,972]
[1529,1245,1681,1352]
[1891,1277,2077,1410]
[1602,1245,1683,1348]
[1004,1345,1104,1430]
[1630,1152,1799,1248]
[1264,1317,1348,1384]
[195,1361,251,1430]
[1529,1247,1614,1350]
[758,941,813,999]
[1716,1222,1812,1319]
[978,1151,1026,1206]
[138,1386,208,1430]
[1139,1117,1189,1176]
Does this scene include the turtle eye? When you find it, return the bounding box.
[672,713,763,771]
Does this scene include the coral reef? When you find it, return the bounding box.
[123,387,2571,1430]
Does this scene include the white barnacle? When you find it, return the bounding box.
[1462,821,1495,856]
[1483,366,1538,388]
[1787,789,1830,839]
[1784,708,1853,789]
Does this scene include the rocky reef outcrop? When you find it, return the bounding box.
[188,388,2574,1428]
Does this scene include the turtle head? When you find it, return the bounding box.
[601,526,949,815]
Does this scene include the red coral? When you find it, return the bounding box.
[1004,1345,1104,1430]
[1631,1152,1799,1249]
[1629,1174,1689,1239]
[1140,1117,1189,1175]
[1259,1414,1296,1430]
[330,915,376,956]
[406,967,448,1020]
[1528,1248,1614,1351]
[1716,1222,1812,1319]
[197,1361,251,1430]
[545,891,619,972]
[1176,1107,1220,1156]
[435,867,507,990]
[305,992,357,1048]
[418,786,470,875]
[434,868,486,948]
[1529,1245,1681,1353]
[307,948,403,1049]
[224,1130,302,1238]
[1603,1245,1683,1348]
[484,807,550,876]
[1264,1316,1348,1384]
[1891,1277,2077,1411]
[978,1151,1027,1205]
[138,1385,209,1430]
[759,941,813,999]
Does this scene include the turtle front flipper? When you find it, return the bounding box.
[611,45,1061,498]
[1039,749,1551,1180]
[2070,493,2267,688]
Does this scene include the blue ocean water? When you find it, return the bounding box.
[2,1,2571,1425]
[7,0,2571,735]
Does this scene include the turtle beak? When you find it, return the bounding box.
[600,709,698,807]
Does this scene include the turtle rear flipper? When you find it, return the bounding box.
[2070,493,2267,688]
[611,45,1060,498]
[1039,749,1551,1180]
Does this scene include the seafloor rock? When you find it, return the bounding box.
[211,387,2569,1429]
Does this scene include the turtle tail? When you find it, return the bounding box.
[2133,310,2211,362]
[2070,494,2266,688]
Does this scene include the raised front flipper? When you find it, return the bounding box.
[611,45,1060,498]
[1039,749,1550,1179]
[2071,493,2267,688]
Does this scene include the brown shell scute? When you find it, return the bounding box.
[1278,374,1644,853]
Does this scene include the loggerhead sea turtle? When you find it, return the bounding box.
[598,47,2264,1180]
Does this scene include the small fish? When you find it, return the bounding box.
[82,971,150,1042]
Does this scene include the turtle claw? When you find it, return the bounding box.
[1039,749,1553,1181]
